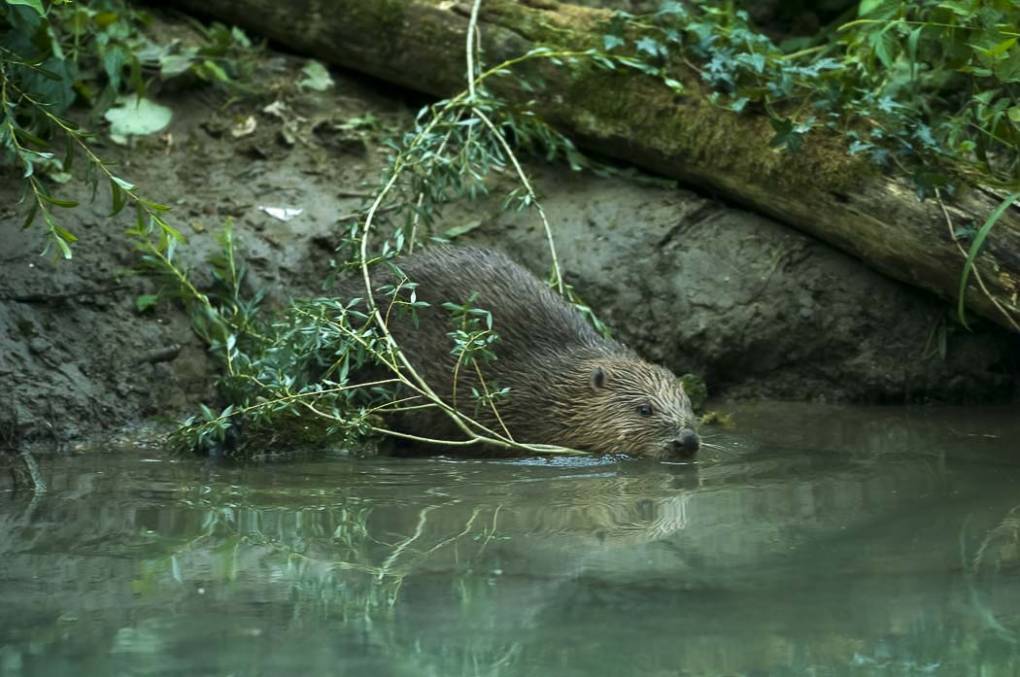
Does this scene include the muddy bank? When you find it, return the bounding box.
[471,172,1018,402]
[0,45,1016,444]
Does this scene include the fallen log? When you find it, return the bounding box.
[164,0,1020,332]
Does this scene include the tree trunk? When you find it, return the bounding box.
[164,0,1020,332]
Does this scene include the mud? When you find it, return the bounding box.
[473,171,1018,402]
[0,37,1016,445]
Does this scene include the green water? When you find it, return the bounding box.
[1,403,1018,677]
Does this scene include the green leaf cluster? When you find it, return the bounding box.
[1,0,259,258]
[149,47,621,456]
[602,0,1020,193]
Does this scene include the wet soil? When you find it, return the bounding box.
[0,29,1016,446]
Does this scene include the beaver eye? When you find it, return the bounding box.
[637,403,653,417]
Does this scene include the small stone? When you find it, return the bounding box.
[28,337,50,356]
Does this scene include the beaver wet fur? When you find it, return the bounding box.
[347,246,700,459]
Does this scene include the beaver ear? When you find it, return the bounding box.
[590,366,607,391]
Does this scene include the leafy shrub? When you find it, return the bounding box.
[603,0,1020,193]
[0,0,256,257]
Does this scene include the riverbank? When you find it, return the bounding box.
[1,21,1016,446]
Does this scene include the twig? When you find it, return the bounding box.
[194,378,402,431]
[466,0,483,100]
[407,192,425,254]
[313,40,598,456]
[368,425,483,447]
[473,361,513,441]
[473,108,564,293]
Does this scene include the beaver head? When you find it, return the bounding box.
[542,355,700,460]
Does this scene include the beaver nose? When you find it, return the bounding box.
[671,429,700,456]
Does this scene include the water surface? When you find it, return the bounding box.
[1,403,1018,676]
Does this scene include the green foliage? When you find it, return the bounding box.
[0,0,258,257]
[595,0,1019,329]
[154,46,622,456]
[442,292,510,417]
[678,372,708,411]
[133,219,386,454]
[840,0,1020,188]
[602,0,1020,193]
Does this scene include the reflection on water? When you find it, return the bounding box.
[1,403,1018,676]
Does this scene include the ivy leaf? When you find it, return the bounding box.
[636,37,665,59]
[602,34,625,51]
[657,1,686,17]
[914,123,937,149]
[728,97,749,113]
[737,52,766,74]
[769,116,814,152]
[770,117,794,146]
[877,96,898,112]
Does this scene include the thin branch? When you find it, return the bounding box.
[473,361,513,441]
[473,107,564,293]
[466,0,483,100]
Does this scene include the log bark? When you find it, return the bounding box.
[165,0,1020,332]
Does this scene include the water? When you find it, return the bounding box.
[1,403,1018,676]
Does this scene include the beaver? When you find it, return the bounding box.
[342,246,699,459]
